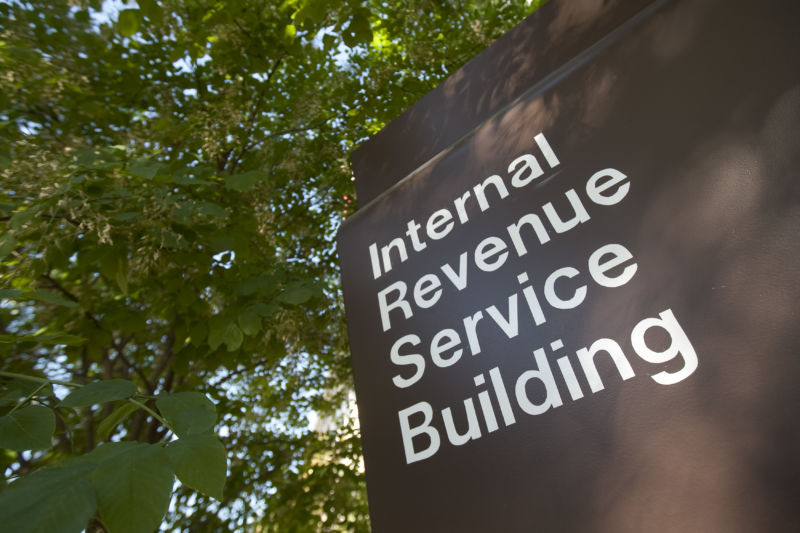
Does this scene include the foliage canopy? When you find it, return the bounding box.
[0,0,543,531]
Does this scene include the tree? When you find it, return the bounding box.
[0,1,543,531]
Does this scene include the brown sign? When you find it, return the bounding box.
[338,0,800,531]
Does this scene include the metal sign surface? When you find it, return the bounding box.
[338,0,800,530]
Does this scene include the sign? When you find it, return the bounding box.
[338,0,800,530]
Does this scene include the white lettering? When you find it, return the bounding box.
[399,402,440,464]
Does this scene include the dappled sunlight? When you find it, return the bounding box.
[342,0,800,530]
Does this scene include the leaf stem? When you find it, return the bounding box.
[0,370,81,388]
[127,397,174,433]
[8,381,49,415]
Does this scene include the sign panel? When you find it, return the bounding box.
[338,0,800,531]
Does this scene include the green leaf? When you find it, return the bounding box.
[0,405,55,451]
[222,322,243,351]
[351,14,373,44]
[251,302,279,317]
[195,201,228,218]
[117,9,141,37]
[115,265,129,294]
[236,274,276,296]
[0,333,32,345]
[174,174,214,186]
[137,0,163,23]
[128,160,160,180]
[277,284,313,305]
[238,310,261,336]
[84,440,139,462]
[206,318,225,351]
[75,148,100,166]
[207,317,243,351]
[0,460,97,533]
[36,333,87,346]
[156,392,216,437]
[59,379,137,408]
[209,233,234,252]
[96,402,139,441]
[98,248,129,294]
[0,378,54,405]
[9,210,35,231]
[0,233,16,261]
[224,170,267,192]
[343,13,373,48]
[295,0,326,25]
[26,290,78,307]
[0,288,22,299]
[112,211,139,222]
[0,333,86,346]
[188,321,207,347]
[166,432,227,500]
[322,33,337,51]
[0,388,24,406]
[283,24,297,47]
[90,442,174,533]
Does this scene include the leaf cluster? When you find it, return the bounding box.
[0,374,225,533]
[0,0,542,530]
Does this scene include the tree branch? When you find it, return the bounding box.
[80,348,96,452]
[226,55,284,175]
[209,358,271,389]
[148,324,175,392]
[40,273,153,392]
